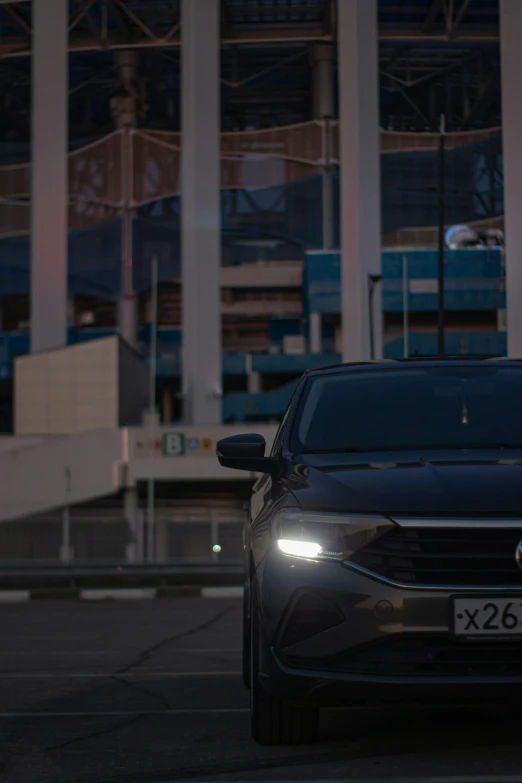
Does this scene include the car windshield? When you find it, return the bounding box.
[291,366,522,453]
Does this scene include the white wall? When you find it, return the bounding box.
[0,424,280,523]
[0,428,124,522]
[0,436,44,453]
[127,424,279,483]
[15,337,119,435]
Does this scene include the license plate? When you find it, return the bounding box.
[453,597,522,636]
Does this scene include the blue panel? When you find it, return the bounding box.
[304,248,504,314]
[139,325,182,349]
[223,353,247,375]
[69,218,121,295]
[0,218,121,296]
[133,213,180,292]
[381,134,503,234]
[382,248,505,312]
[0,236,30,295]
[222,174,323,256]
[145,352,246,377]
[0,136,504,298]
[223,379,299,423]
[252,351,340,374]
[304,251,341,314]
[268,319,302,346]
[384,331,507,359]
[154,357,181,377]
[0,131,504,297]
[72,328,117,343]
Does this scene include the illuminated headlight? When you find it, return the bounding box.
[278,539,323,558]
[272,508,394,561]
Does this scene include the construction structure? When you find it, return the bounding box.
[0,0,516,563]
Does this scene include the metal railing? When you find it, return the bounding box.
[0,504,246,567]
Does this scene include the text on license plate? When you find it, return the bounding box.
[454,597,522,636]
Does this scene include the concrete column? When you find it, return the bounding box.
[309,312,322,354]
[312,43,335,251]
[338,0,382,361]
[31,0,68,352]
[111,50,139,346]
[181,0,222,425]
[245,353,261,393]
[500,1,522,356]
[248,373,261,394]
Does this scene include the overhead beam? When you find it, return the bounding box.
[108,0,130,41]
[2,4,30,36]
[380,26,498,41]
[423,0,444,32]
[0,23,501,59]
[450,0,472,39]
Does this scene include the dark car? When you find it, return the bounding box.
[217,359,522,746]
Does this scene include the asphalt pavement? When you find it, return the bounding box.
[0,597,522,783]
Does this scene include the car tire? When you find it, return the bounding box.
[242,576,251,688]
[249,580,319,746]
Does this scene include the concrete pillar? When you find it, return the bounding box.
[338,0,382,361]
[31,0,68,352]
[312,43,335,251]
[309,312,322,354]
[181,0,222,425]
[111,50,139,346]
[248,373,261,394]
[245,353,261,393]
[500,1,522,356]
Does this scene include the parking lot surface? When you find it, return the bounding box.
[1,597,522,782]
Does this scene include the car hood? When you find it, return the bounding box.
[285,450,522,517]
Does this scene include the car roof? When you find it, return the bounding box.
[305,357,522,378]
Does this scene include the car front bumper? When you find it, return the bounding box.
[256,551,522,706]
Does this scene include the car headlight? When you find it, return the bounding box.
[272,508,394,561]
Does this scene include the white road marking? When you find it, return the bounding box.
[186,778,522,783]
[0,650,141,657]
[0,591,30,603]
[0,708,249,717]
[0,648,242,657]
[201,587,244,599]
[0,671,241,679]
[9,636,102,641]
[79,588,157,600]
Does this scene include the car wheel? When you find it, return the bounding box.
[249,580,319,745]
[242,576,251,688]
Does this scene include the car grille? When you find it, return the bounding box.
[349,525,522,587]
[285,634,522,677]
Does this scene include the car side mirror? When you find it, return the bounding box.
[216,434,280,476]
